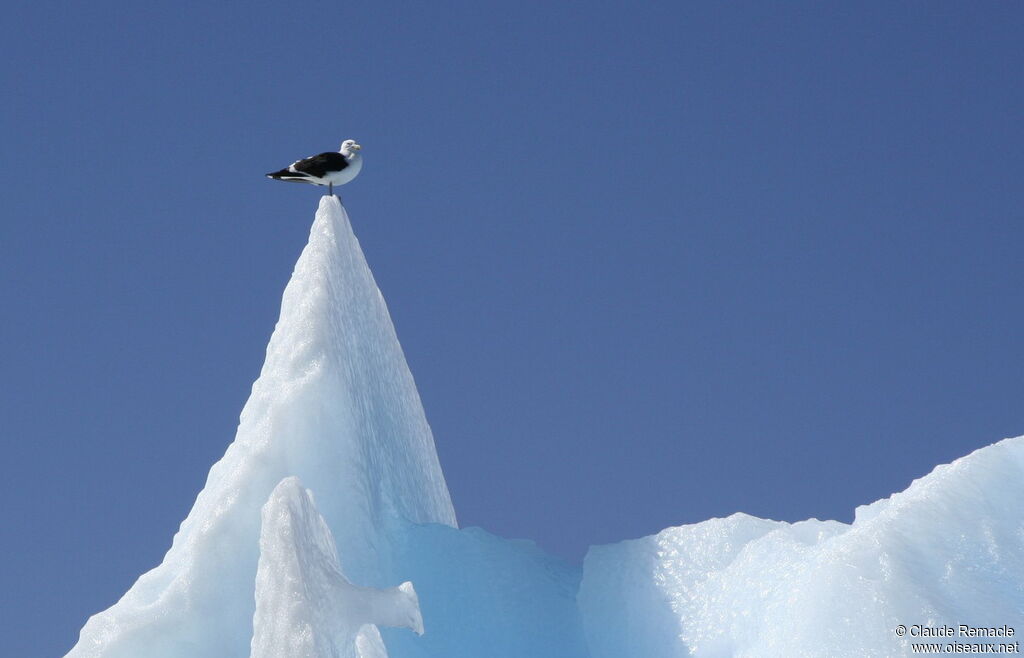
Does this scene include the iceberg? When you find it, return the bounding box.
[67,196,1024,657]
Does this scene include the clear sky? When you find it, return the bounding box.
[2,2,1023,655]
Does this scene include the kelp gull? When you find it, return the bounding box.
[267,139,363,195]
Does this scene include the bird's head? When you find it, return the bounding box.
[340,139,362,155]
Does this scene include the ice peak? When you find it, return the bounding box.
[68,199,455,657]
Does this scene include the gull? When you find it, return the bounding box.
[267,139,363,196]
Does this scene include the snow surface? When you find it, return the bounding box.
[251,477,423,658]
[68,197,1024,657]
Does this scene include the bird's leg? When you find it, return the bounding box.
[328,182,333,196]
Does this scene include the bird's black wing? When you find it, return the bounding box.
[291,152,349,177]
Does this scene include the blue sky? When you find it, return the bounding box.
[2,2,1023,655]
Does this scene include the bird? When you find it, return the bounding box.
[266,139,363,196]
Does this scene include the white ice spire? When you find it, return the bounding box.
[68,197,455,657]
[251,477,423,658]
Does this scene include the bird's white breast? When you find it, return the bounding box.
[327,154,362,185]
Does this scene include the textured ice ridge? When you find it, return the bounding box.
[578,436,1024,658]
